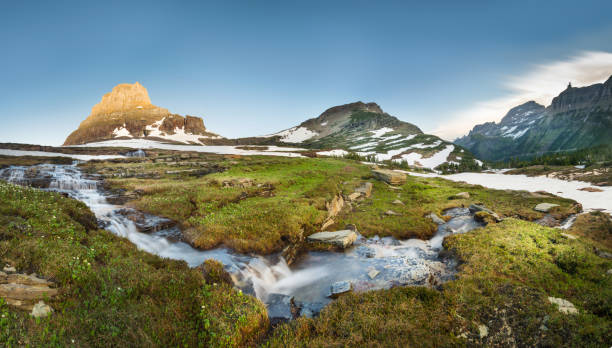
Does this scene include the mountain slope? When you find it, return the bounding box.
[456,75,612,161]
[64,82,221,145]
[258,101,481,170]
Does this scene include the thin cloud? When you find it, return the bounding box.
[431,51,612,140]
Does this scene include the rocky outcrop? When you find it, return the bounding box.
[534,203,559,213]
[372,169,406,185]
[63,82,219,145]
[0,270,58,311]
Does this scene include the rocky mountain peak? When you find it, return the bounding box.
[499,101,545,125]
[550,74,612,112]
[317,101,383,121]
[90,82,155,117]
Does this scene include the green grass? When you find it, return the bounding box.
[93,156,578,254]
[0,181,267,347]
[266,219,612,347]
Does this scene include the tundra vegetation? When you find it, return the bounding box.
[0,153,610,347]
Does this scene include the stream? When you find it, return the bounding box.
[0,164,483,321]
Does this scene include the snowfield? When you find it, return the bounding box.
[68,139,305,157]
[369,127,394,138]
[401,171,612,213]
[0,149,126,161]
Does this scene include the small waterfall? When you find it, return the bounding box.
[125,149,146,158]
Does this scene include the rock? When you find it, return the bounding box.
[222,178,254,188]
[474,211,498,225]
[296,301,326,318]
[0,283,58,301]
[560,233,577,240]
[265,293,297,325]
[6,274,53,287]
[427,213,446,225]
[368,270,380,279]
[355,182,373,198]
[548,297,578,314]
[578,187,603,192]
[478,324,488,338]
[329,281,352,298]
[468,204,502,222]
[534,203,560,213]
[3,266,16,273]
[385,210,401,216]
[392,199,404,205]
[607,269,612,275]
[30,301,52,318]
[453,192,470,199]
[326,194,345,218]
[115,208,175,233]
[372,169,406,185]
[347,192,362,201]
[596,249,612,259]
[535,214,559,227]
[321,218,335,231]
[307,230,357,248]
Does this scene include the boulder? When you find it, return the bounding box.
[547,297,578,314]
[469,204,502,222]
[452,192,470,199]
[372,169,406,185]
[3,266,16,273]
[30,301,53,318]
[265,293,297,325]
[427,213,446,225]
[534,203,560,213]
[0,283,58,301]
[326,195,344,218]
[329,281,352,298]
[355,182,373,198]
[307,230,357,248]
[296,301,326,318]
[534,214,559,227]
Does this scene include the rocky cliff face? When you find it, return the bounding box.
[455,75,612,161]
[64,82,220,145]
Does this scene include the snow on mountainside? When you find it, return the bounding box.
[456,75,612,161]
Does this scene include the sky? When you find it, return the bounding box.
[1,1,612,146]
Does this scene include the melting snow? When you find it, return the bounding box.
[112,127,132,138]
[317,149,349,157]
[396,145,454,169]
[350,141,379,150]
[369,127,394,138]
[271,127,319,143]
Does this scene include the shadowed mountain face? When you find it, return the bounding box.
[63,82,220,145]
[456,75,612,161]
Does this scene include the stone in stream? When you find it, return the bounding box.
[355,245,376,258]
[115,208,175,233]
[329,281,352,298]
[265,293,298,325]
[534,203,560,213]
[371,169,406,185]
[307,230,357,248]
[427,213,446,225]
[468,204,501,222]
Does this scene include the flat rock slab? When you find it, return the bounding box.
[355,182,373,198]
[372,169,406,185]
[534,203,560,213]
[548,297,578,314]
[307,230,357,248]
[0,283,58,301]
[330,281,352,298]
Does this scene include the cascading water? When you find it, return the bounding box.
[0,164,483,318]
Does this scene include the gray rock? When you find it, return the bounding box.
[355,182,373,198]
[385,210,401,216]
[372,169,406,185]
[307,230,357,248]
[535,214,559,227]
[469,204,502,222]
[548,297,578,314]
[329,281,352,298]
[427,213,446,225]
[535,203,560,213]
[30,301,52,318]
[296,301,326,318]
[392,199,404,205]
[606,269,612,275]
[3,266,16,273]
[355,246,376,258]
[265,293,297,325]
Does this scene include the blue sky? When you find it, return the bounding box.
[1,1,612,145]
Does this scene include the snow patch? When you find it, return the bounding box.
[369,127,394,138]
[395,145,454,169]
[320,121,328,126]
[272,127,319,143]
[317,149,349,157]
[112,127,132,138]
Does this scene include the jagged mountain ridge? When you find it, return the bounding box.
[455,75,612,161]
[64,82,221,145]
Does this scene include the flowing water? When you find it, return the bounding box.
[0,164,483,318]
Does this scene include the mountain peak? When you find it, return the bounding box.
[317,101,383,121]
[90,82,155,117]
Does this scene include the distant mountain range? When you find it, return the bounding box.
[455,75,612,161]
[63,83,480,170]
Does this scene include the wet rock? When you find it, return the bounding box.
[30,301,52,318]
[355,182,373,198]
[296,301,326,318]
[368,269,380,279]
[392,199,404,205]
[452,192,470,199]
[534,203,560,213]
[535,214,559,227]
[307,230,357,248]
[427,213,446,225]
[385,210,401,216]
[468,204,501,222]
[329,281,352,298]
[355,246,376,258]
[115,208,175,233]
[547,297,578,314]
[266,293,297,325]
[372,169,406,185]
